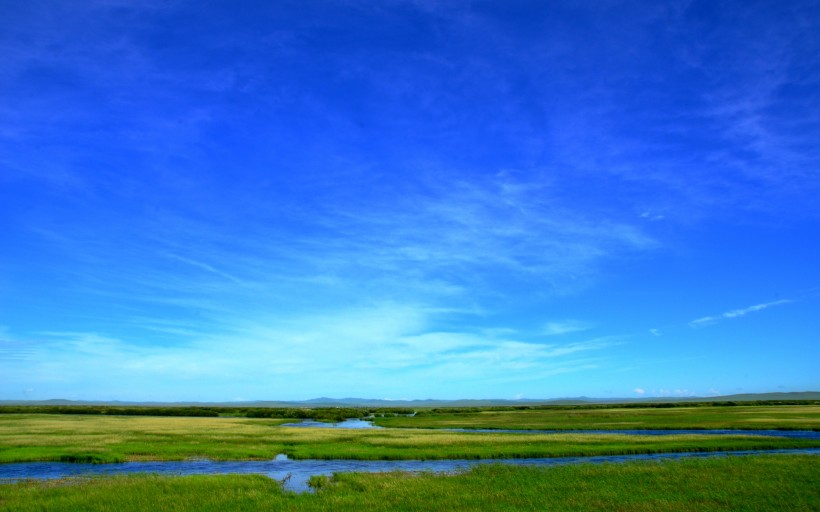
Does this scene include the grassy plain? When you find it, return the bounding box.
[0,413,819,464]
[2,454,818,511]
[375,405,820,430]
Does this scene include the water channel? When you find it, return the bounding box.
[3,420,818,492]
[1,449,818,493]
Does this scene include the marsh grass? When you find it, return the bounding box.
[375,405,820,430]
[1,414,818,464]
[1,454,817,511]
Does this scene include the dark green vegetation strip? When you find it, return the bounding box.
[1,400,816,422]
[374,404,820,431]
[0,405,415,422]
[2,455,818,511]
[1,414,819,463]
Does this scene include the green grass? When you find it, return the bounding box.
[375,404,820,430]
[1,454,818,511]
[0,414,818,463]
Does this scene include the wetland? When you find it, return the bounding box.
[1,402,818,510]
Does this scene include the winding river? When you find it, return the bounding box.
[2,420,818,492]
[1,449,818,493]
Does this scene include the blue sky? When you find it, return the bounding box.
[1,0,819,402]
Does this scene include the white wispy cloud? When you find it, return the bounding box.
[22,169,656,320]
[543,320,594,336]
[3,141,652,401]
[2,304,622,400]
[536,2,820,221]
[161,253,244,284]
[690,299,792,328]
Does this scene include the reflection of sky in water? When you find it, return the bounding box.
[280,419,383,429]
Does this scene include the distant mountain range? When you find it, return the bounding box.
[1,391,818,408]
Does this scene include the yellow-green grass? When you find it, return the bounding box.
[1,454,818,511]
[376,405,820,430]
[1,414,818,464]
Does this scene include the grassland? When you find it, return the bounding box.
[1,454,818,511]
[0,413,818,464]
[2,406,819,510]
[375,404,820,430]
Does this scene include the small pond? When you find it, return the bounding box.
[280,419,382,429]
[1,449,818,493]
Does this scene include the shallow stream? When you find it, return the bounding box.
[2,449,818,493]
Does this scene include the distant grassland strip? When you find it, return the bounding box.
[1,454,818,511]
[375,405,820,430]
[0,414,819,463]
